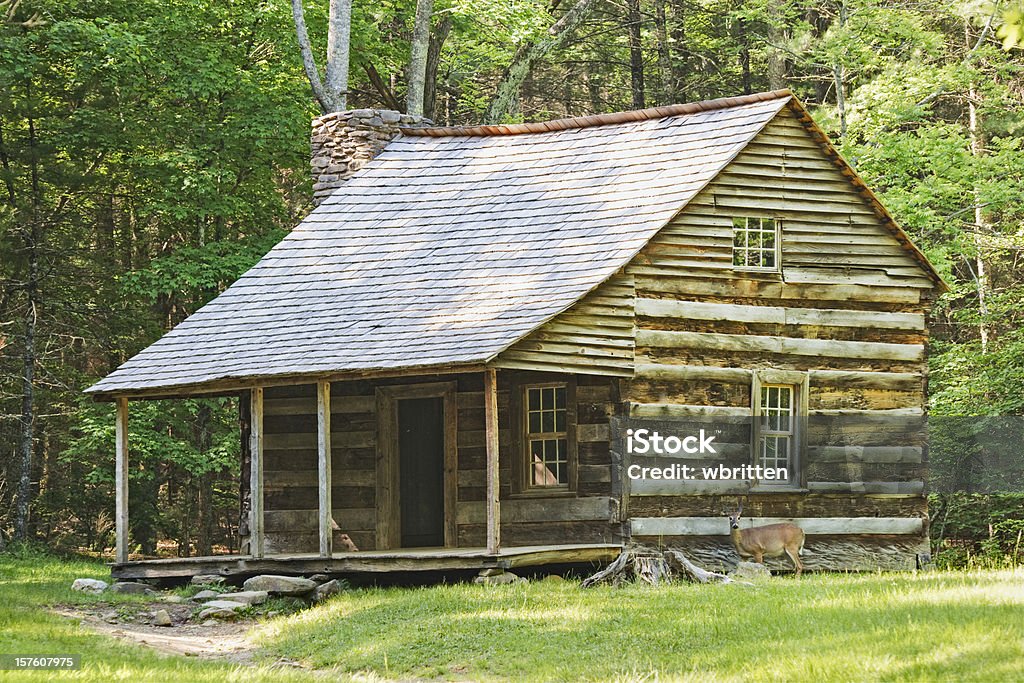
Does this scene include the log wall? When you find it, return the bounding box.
[261,372,621,553]
[619,106,935,569]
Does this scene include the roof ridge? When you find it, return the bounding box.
[401,89,793,137]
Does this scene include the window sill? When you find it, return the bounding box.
[508,489,577,500]
[732,268,784,280]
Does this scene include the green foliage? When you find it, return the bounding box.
[2,0,1023,556]
[930,493,1024,568]
[121,229,286,304]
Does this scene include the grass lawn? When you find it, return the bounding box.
[258,570,1024,682]
[1,550,1022,682]
[0,549,310,682]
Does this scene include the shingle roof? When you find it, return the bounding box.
[88,92,797,397]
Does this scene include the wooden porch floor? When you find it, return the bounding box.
[110,543,624,580]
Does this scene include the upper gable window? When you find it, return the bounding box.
[732,217,779,271]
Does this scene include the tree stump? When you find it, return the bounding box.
[582,545,738,588]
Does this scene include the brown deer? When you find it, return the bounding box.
[728,500,805,576]
[331,519,360,552]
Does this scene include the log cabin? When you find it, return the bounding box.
[87,90,946,580]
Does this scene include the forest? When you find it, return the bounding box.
[1,0,1022,563]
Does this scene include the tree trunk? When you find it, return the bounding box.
[766,3,788,90]
[14,108,40,543]
[738,18,751,95]
[965,23,990,352]
[833,2,847,138]
[325,0,352,110]
[406,0,434,116]
[424,15,452,120]
[291,0,351,113]
[14,253,36,542]
[627,0,645,109]
[484,0,599,123]
[668,0,686,102]
[654,0,673,104]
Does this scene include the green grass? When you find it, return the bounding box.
[256,570,1024,682]
[1,549,1022,682]
[0,547,312,682]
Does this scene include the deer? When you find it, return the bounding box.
[331,519,360,552]
[727,500,805,576]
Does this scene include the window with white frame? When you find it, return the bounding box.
[524,385,568,488]
[732,217,779,270]
[758,384,795,485]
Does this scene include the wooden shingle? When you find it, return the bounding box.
[87,94,824,397]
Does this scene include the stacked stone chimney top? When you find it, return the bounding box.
[310,109,431,206]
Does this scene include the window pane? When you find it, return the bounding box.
[528,389,540,410]
[542,410,554,433]
[555,411,566,431]
[555,387,566,409]
[529,412,541,433]
[732,216,779,270]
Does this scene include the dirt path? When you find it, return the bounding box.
[53,606,259,663]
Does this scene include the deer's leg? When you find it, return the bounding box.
[753,551,764,565]
[785,546,803,577]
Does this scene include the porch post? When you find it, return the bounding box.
[115,397,129,564]
[249,387,265,558]
[317,380,333,557]
[484,368,500,554]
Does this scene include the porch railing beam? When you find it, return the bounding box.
[249,387,265,559]
[115,397,129,564]
[484,368,501,555]
[317,380,333,557]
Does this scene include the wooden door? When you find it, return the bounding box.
[397,397,446,547]
[375,382,457,549]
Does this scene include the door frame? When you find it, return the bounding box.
[375,381,458,549]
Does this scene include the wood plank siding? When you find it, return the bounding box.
[261,372,621,553]
[493,274,636,376]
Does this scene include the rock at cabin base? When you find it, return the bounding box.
[190,574,226,587]
[217,591,269,605]
[729,561,772,581]
[309,574,330,584]
[71,578,108,594]
[200,599,248,612]
[108,581,156,595]
[162,594,186,604]
[151,609,172,627]
[197,607,238,621]
[191,589,220,601]
[242,575,317,596]
[474,571,525,586]
[312,580,344,603]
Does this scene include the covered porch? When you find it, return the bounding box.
[106,366,623,579]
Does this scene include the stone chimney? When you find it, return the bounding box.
[310,108,431,206]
